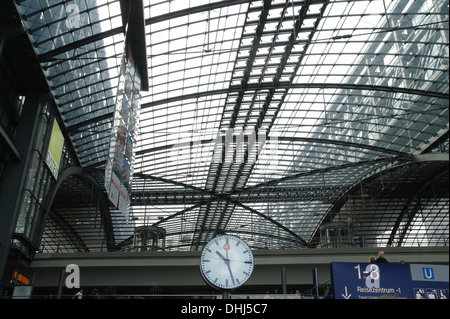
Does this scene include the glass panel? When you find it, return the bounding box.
[13,0,449,251]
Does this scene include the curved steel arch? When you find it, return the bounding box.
[46,209,89,252]
[388,167,450,246]
[140,83,449,110]
[40,166,115,252]
[135,135,410,158]
[313,155,449,248]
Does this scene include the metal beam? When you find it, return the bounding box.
[192,0,275,245]
[37,27,123,63]
[120,0,149,91]
[131,185,344,205]
[140,83,448,110]
[0,124,22,161]
[134,134,409,159]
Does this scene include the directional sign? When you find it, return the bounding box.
[330,262,449,299]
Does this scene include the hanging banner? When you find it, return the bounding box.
[45,119,65,179]
[105,43,141,217]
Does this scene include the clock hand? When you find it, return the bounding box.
[226,262,236,286]
[216,251,235,286]
[216,250,227,262]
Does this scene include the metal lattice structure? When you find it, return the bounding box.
[12,0,449,252]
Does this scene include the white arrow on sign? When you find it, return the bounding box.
[342,286,352,299]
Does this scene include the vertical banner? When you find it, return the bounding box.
[46,119,65,179]
[105,44,141,217]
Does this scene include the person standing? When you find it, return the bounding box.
[75,289,83,299]
[375,251,389,263]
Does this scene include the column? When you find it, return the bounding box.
[0,90,43,281]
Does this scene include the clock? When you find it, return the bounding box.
[200,234,254,291]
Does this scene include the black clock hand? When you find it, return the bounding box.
[216,251,235,286]
[216,251,227,262]
[226,262,236,286]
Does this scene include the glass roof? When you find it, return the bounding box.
[15,0,449,251]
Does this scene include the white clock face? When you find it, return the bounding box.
[200,235,254,290]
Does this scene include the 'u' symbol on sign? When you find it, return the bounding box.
[422,267,434,280]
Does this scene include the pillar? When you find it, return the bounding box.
[0,90,43,281]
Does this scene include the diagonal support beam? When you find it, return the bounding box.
[134,172,308,246]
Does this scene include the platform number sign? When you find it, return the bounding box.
[354,264,380,289]
[331,262,449,299]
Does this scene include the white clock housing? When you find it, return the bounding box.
[200,234,254,291]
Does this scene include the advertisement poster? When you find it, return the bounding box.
[45,119,65,179]
[105,44,141,217]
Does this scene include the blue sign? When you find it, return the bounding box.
[330,262,449,299]
[422,267,434,280]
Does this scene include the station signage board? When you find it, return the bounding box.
[330,262,449,299]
